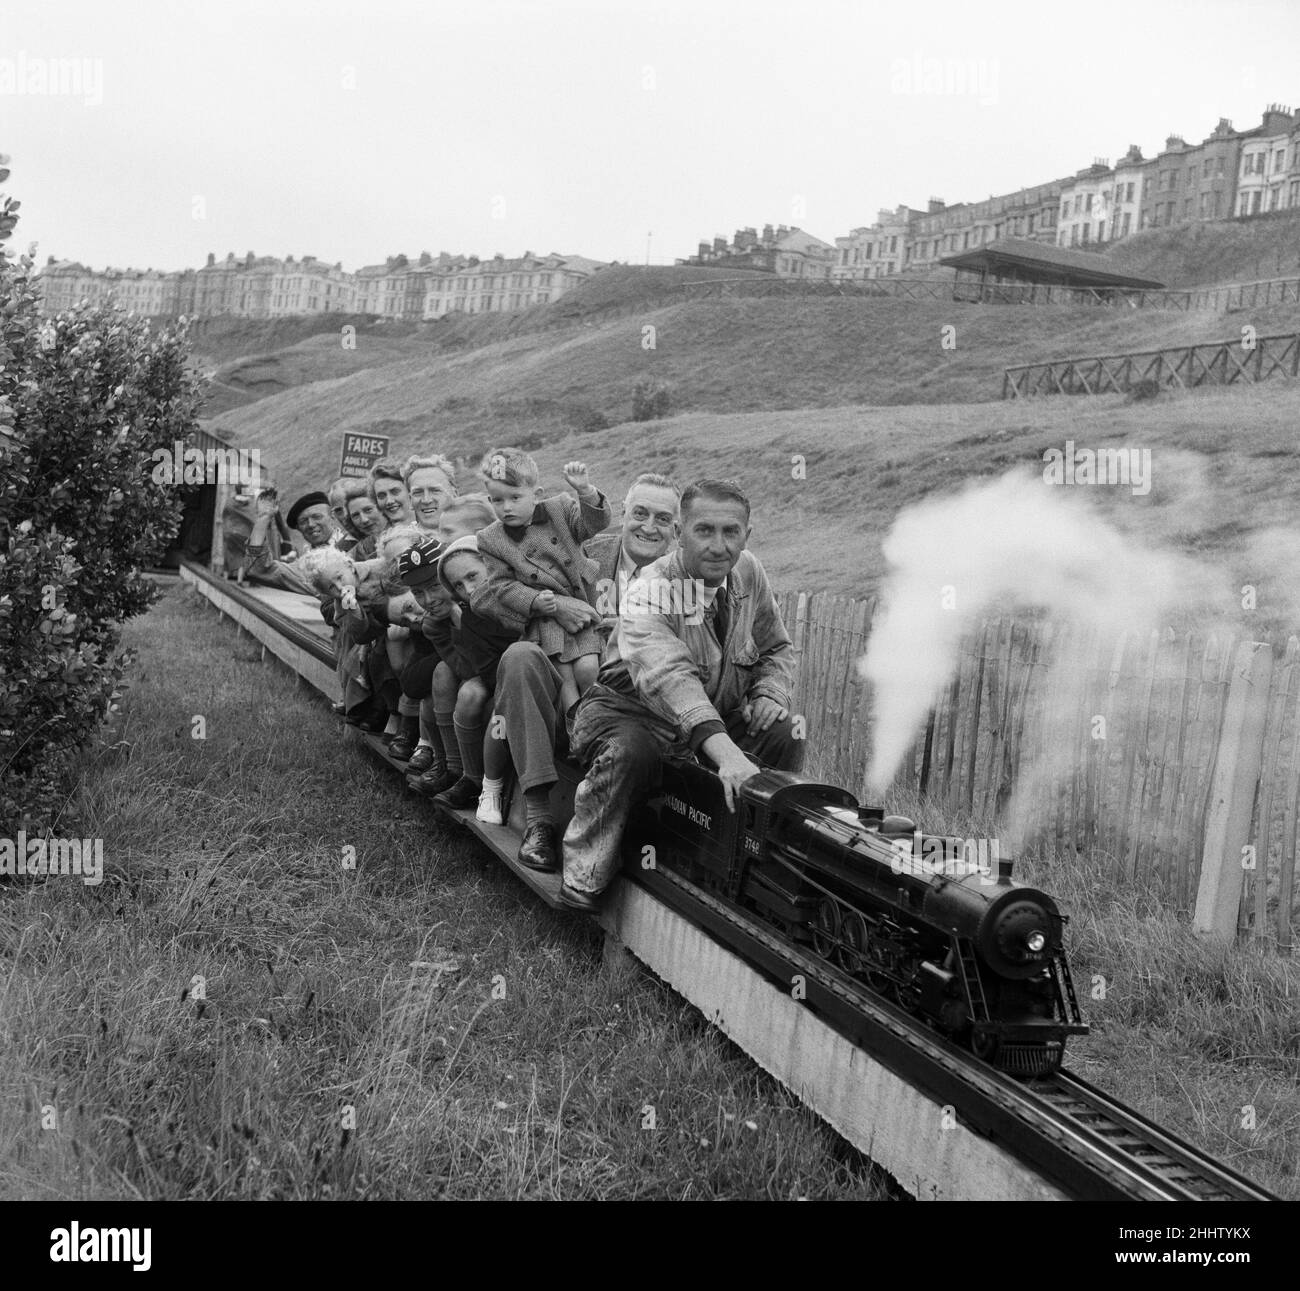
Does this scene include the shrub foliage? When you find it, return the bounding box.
[0,172,205,829]
[631,379,671,422]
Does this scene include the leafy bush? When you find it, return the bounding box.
[1124,377,1162,403]
[0,172,204,830]
[631,379,671,422]
[572,405,610,433]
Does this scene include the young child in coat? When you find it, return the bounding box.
[472,447,611,718]
[399,494,514,812]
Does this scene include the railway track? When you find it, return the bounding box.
[1033,1073,1269,1201]
[632,862,1277,1201]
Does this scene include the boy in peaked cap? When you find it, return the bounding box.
[429,534,521,818]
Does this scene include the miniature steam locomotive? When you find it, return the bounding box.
[630,759,1088,1078]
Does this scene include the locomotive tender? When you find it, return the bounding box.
[630,758,1089,1078]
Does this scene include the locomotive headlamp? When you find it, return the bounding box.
[1026,930,1046,952]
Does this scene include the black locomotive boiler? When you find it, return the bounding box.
[631,759,1088,1078]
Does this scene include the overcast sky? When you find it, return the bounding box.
[5,0,1299,272]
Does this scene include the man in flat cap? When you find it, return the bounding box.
[241,489,338,596]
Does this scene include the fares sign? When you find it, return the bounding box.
[339,432,390,479]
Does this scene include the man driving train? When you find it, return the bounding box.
[557,478,803,911]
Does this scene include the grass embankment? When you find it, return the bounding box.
[885,791,1299,1199]
[188,217,1300,422]
[210,290,1300,507]
[1104,212,1300,288]
[189,267,769,418]
[0,586,886,1201]
[214,375,1300,624]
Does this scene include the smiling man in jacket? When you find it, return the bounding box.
[558,478,802,911]
[482,472,681,873]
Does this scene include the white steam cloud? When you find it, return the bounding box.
[859,470,1226,822]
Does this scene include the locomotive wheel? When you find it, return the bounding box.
[895,981,922,1015]
[811,898,840,959]
[971,1030,1000,1064]
[838,911,867,975]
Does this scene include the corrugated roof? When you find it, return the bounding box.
[939,237,1165,288]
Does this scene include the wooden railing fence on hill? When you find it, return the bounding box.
[774,589,1299,951]
[1002,331,1300,398]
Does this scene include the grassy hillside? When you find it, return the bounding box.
[187,313,424,367]
[186,219,1300,421]
[209,289,1300,498]
[198,332,436,418]
[192,266,779,418]
[1103,212,1300,287]
[189,223,1300,425]
[216,371,1300,632]
[547,263,774,310]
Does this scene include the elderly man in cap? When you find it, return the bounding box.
[557,478,802,911]
[481,473,682,872]
[241,489,338,597]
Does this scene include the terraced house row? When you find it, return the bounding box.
[34,247,607,320]
[684,104,1300,283]
[34,104,1300,316]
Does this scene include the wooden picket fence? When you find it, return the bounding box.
[775,589,1299,951]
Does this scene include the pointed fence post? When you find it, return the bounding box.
[1193,641,1273,939]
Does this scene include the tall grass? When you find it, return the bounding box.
[0,587,887,1200]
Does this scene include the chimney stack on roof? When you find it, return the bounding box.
[928,197,945,213]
